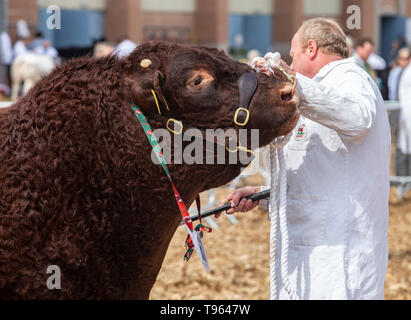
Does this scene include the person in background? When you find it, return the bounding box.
[353,38,378,83]
[0,31,13,94]
[388,48,411,101]
[220,18,391,300]
[28,31,45,51]
[13,36,29,59]
[398,35,407,50]
[388,48,411,177]
[115,38,137,58]
[397,54,411,176]
[389,40,400,68]
[247,49,261,65]
[33,40,59,59]
[13,19,30,58]
[346,35,354,57]
[93,42,115,58]
[368,52,387,72]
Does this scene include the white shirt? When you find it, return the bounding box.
[398,64,411,154]
[388,66,402,101]
[13,40,28,59]
[353,52,386,72]
[352,52,365,68]
[0,32,13,65]
[274,58,391,300]
[33,45,59,59]
[114,39,137,58]
[368,53,387,71]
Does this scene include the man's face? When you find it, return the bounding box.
[290,33,312,77]
[398,52,410,69]
[356,42,374,61]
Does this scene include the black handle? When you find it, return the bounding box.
[179,189,271,226]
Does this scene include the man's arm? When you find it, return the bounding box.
[296,69,378,144]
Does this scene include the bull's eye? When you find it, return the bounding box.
[192,76,202,87]
[186,69,214,90]
[194,76,202,86]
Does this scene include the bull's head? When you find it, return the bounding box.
[123,41,299,155]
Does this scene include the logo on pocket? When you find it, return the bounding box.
[295,124,307,141]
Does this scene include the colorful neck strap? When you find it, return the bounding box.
[131,105,211,270]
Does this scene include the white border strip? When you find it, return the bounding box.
[0,102,12,108]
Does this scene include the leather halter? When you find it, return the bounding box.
[143,69,258,152]
[234,70,258,127]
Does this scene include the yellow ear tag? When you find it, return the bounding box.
[140,59,152,69]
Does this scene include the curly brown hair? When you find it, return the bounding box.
[0,40,299,299]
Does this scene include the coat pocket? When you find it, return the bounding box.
[286,194,328,247]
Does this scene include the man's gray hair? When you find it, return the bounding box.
[297,18,349,59]
[398,47,411,59]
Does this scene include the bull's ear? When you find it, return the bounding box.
[153,70,169,108]
[126,76,151,112]
[126,70,166,114]
[153,70,164,94]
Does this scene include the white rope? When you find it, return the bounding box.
[269,134,299,300]
[270,137,290,300]
[269,142,279,300]
[254,51,300,300]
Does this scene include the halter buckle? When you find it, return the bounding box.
[166,118,183,135]
[234,108,250,127]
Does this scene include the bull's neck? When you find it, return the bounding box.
[133,105,245,208]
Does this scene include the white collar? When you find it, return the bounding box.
[313,58,355,81]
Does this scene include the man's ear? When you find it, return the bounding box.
[307,39,319,60]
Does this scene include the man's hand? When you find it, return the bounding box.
[215,186,261,218]
[280,59,296,77]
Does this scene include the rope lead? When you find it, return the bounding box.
[270,134,300,300]
[255,52,300,300]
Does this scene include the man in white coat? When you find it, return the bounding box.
[220,18,391,300]
[398,61,411,176]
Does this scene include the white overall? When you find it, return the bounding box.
[398,64,411,155]
[271,58,391,300]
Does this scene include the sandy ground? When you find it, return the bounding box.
[384,189,411,300]
[150,180,411,300]
[150,181,272,300]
